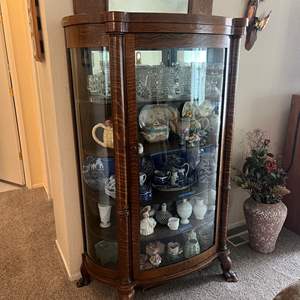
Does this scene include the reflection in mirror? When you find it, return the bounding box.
[109,0,188,13]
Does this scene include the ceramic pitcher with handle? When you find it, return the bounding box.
[92,120,114,149]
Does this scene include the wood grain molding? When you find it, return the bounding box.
[73,0,213,15]
[283,95,300,235]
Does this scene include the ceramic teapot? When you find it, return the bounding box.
[92,120,114,149]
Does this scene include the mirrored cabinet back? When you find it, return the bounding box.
[63,10,247,299]
[73,0,213,15]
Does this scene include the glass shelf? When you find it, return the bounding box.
[136,48,225,270]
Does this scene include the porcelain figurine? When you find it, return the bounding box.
[184,230,200,258]
[149,253,162,267]
[155,203,172,225]
[92,120,114,149]
[193,199,208,220]
[140,212,157,236]
[141,205,155,218]
[97,203,112,228]
[146,241,165,256]
[177,199,193,224]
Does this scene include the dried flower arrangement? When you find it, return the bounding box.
[234,129,290,204]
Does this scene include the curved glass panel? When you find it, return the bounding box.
[137,48,226,270]
[70,48,118,269]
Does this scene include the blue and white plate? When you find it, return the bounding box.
[82,156,115,191]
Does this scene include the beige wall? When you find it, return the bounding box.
[3,0,47,188]
[34,0,83,279]
[213,0,300,227]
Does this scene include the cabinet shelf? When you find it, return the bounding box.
[141,135,216,157]
[140,210,215,244]
[147,184,209,205]
[137,96,222,105]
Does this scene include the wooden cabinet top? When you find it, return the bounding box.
[62,12,247,36]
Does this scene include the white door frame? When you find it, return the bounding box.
[0,1,32,187]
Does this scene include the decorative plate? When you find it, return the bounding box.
[82,156,115,191]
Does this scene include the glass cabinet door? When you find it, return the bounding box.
[70,47,118,269]
[136,48,226,270]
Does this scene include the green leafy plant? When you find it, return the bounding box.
[234,129,290,204]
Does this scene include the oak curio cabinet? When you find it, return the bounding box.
[63,11,247,299]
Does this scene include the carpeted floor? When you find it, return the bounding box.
[1,188,300,300]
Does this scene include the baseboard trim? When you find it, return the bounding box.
[30,183,51,200]
[31,183,45,189]
[228,220,246,230]
[55,240,81,281]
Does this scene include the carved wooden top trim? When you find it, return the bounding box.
[62,12,247,36]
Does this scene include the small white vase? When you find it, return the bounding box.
[208,189,216,211]
[193,199,208,220]
[177,199,193,224]
[98,203,112,228]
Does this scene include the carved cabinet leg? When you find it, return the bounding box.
[118,284,135,300]
[218,252,238,282]
[76,264,91,288]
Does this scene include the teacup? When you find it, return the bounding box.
[167,242,182,257]
[167,217,180,231]
[153,170,170,186]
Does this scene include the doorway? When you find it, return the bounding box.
[0,8,25,187]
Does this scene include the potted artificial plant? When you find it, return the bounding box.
[234,129,290,254]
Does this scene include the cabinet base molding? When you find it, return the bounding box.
[117,284,136,300]
[78,251,237,298]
